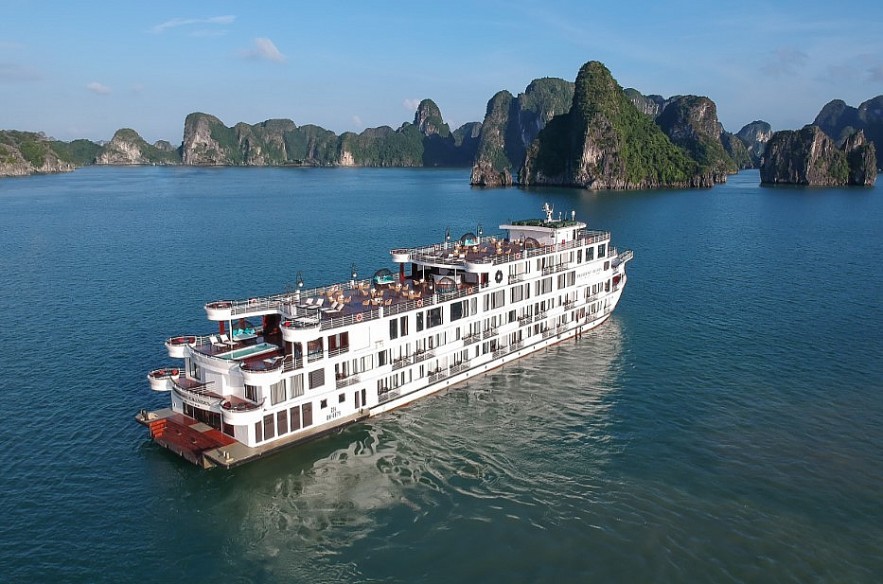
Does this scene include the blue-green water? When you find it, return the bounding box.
[1,167,881,583]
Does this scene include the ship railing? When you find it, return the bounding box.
[541,262,569,276]
[612,249,634,266]
[542,328,555,339]
[327,346,350,358]
[392,355,414,371]
[227,278,375,317]
[307,350,323,363]
[378,388,401,404]
[489,231,611,266]
[428,369,449,384]
[395,230,610,269]
[508,273,526,284]
[220,397,264,412]
[336,374,361,389]
[463,332,482,346]
[239,356,284,373]
[320,308,381,331]
[281,354,304,372]
[482,327,498,339]
[413,349,435,363]
[518,314,534,327]
[171,380,223,408]
[449,361,470,375]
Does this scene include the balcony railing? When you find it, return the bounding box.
[336,374,361,388]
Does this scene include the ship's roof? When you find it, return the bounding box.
[505,219,583,229]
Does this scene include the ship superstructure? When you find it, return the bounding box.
[137,204,633,467]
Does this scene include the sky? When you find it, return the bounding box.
[1,0,882,144]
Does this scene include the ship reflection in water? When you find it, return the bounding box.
[220,318,626,580]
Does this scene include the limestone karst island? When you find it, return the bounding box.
[1,61,878,187]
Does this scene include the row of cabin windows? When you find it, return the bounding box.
[371,299,597,400]
[254,402,313,442]
[243,371,313,405]
[535,242,606,272]
[387,267,594,343]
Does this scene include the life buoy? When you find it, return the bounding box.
[170,369,179,377]
[355,313,363,322]
[495,270,503,283]
[416,299,423,308]
[515,252,522,259]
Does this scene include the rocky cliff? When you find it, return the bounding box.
[180,103,477,168]
[759,125,876,186]
[0,130,77,177]
[520,61,702,189]
[654,95,736,182]
[735,120,772,167]
[470,78,574,186]
[95,128,181,165]
[813,95,883,170]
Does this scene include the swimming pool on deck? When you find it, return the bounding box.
[218,342,278,360]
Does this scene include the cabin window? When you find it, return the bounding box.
[270,380,286,405]
[320,399,328,409]
[302,403,313,427]
[400,316,408,336]
[308,368,324,389]
[339,392,345,403]
[290,405,301,431]
[378,350,388,366]
[263,413,275,440]
[416,311,424,332]
[450,301,464,321]
[427,307,442,328]
[289,374,304,398]
[598,243,606,258]
[277,410,288,435]
[390,318,398,339]
[586,246,594,261]
[254,421,263,443]
[245,384,259,402]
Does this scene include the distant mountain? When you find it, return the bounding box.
[0,130,78,177]
[179,100,478,168]
[470,78,575,186]
[95,128,181,165]
[519,61,713,189]
[760,125,876,186]
[4,71,880,189]
[813,96,883,169]
[735,121,772,167]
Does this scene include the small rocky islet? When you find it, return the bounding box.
[0,60,878,187]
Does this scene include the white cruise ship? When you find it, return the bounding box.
[136,204,633,468]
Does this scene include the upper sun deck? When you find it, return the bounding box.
[390,227,609,270]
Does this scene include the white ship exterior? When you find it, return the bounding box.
[137,204,633,468]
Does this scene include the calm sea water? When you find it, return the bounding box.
[1,167,881,583]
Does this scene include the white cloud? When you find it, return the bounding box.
[150,15,235,34]
[86,81,111,95]
[352,115,363,128]
[402,98,420,111]
[241,38,286,63]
